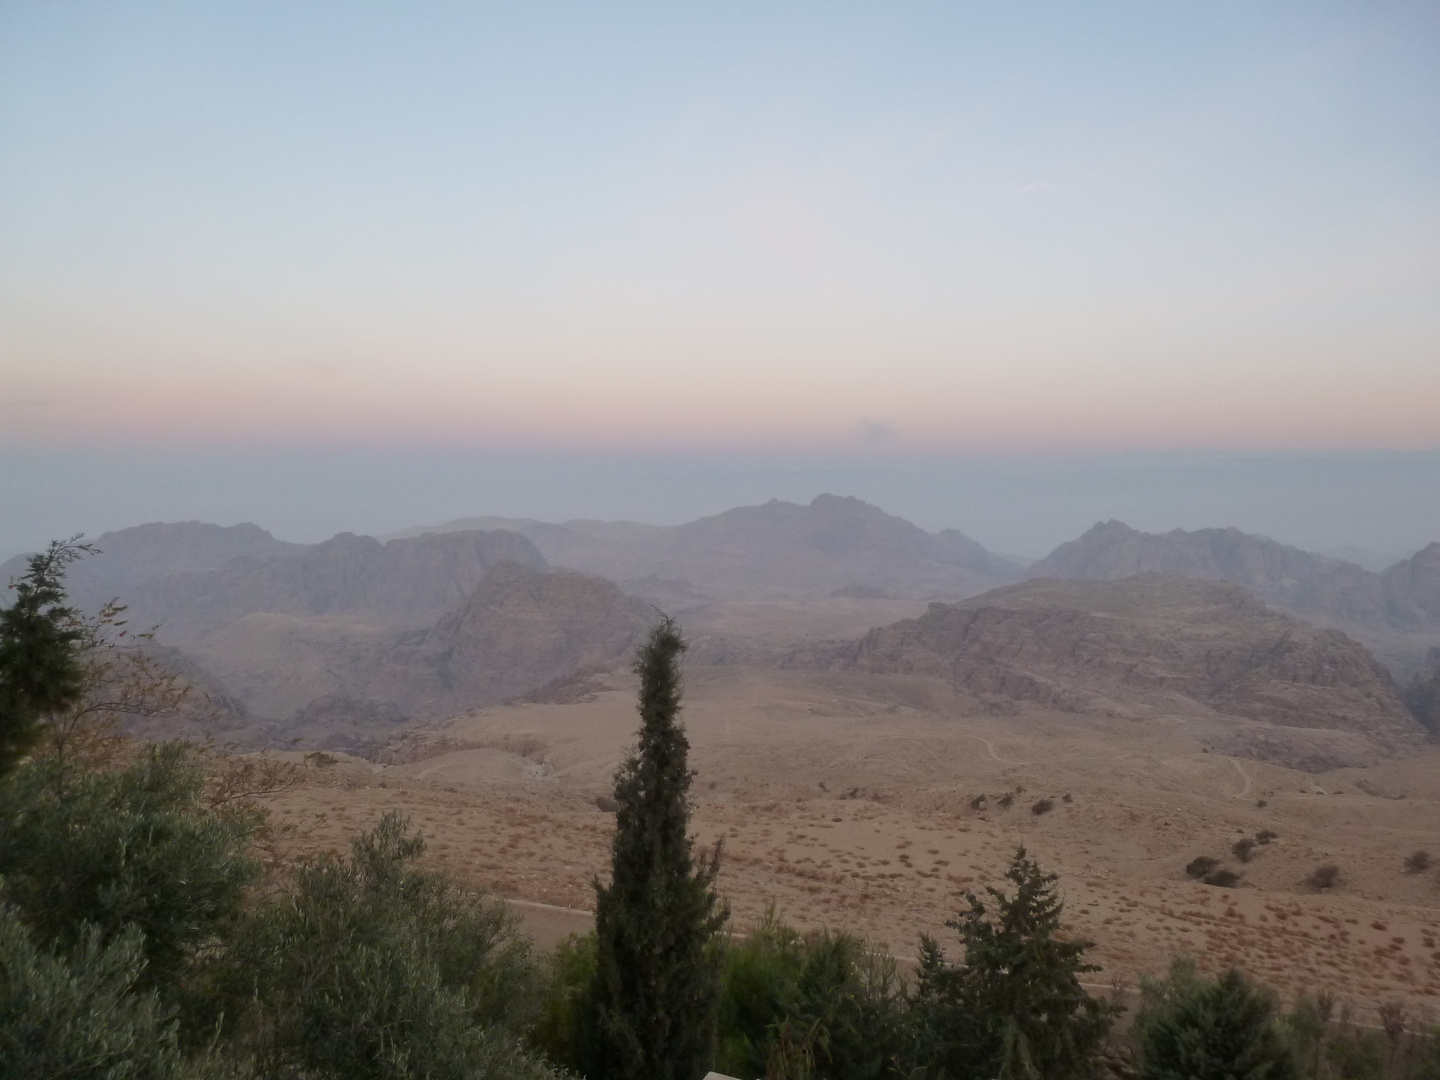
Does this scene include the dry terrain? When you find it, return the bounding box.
[259,659,1440,1026]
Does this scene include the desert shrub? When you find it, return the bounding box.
[0,902,206,1080]
[1062,792,1073,803]
[1404,850,1431,874]
[909,848,1115,1080]
[1233,837,1257,863]
[213,812,559,1080]
[1031,798,1054,816]
[1255,829,1277,845]
[1203,869,1241,888]
[1308,864,1341,891]
[1186,856,1219,879]
[969,794,986,810]
[1134,959,1296,1080]
[996,793,1014,809]
[0,742,260,999]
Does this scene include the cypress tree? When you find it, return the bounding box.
[587,618,727,1080]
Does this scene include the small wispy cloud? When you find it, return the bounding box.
[856,419,899,442]
[1016,182,1056,195]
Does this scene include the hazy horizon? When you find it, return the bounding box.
[5,446,1439,567]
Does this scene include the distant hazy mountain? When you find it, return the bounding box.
[124,529,547,639]
[0,521,305,614]
[843,574,1425,770]
[393,494,1021,600]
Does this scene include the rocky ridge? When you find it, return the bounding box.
[838,574,1426,769]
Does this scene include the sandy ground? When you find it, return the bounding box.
[260,664,1440,1025]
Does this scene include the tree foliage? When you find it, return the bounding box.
[909,847,1115,1080]
[716,911,906,1080]
[212,811,559,1080]
[587,618,728,1080]
[0,538,94,775]
[0,742,261,997]
[0,902,207,1080]
[1135,958,1296,1080]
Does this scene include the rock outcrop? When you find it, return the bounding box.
[1029,522,1440,680]
[371,562,654,718]
[842,575,1425,766]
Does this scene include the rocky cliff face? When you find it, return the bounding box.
[843,575,1425,765]
[1382,543,1440,629]
[128,529,547,640]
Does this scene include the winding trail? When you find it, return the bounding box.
[1228,756,1253,799]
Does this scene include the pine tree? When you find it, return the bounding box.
[1135,964,1296,1080]
[587,618,727,1080]
[909,848,1115,1080]
[0,538,94,776]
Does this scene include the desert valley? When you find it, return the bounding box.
[7,493,1439,1028]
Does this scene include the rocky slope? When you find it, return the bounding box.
[174,562,655,747]
[840,574,1426,769]
[1030,522,1440,680]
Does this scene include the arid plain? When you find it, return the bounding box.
[260,597,1440,1026]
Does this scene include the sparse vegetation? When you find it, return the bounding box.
[1204,869,1241,888]
[1256,829,1278,844]
[1308,864,1341,891]
[1403,850,1430,874]
[1233,837,1258,863]
[1031,797,1054,816]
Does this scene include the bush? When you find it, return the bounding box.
[1255,829,1277,845]
[1186,856,1219,879]
[1203,870,1241,888]
[1030,798,1054,816]
[1134,959,1296,1080]
[529,932,598,1075]
[996,793,1014,809]
[714,912,905,1080]
[1308,864,1341,891]
[1404,850,1431,874]
[1232,838,1257,863]
[0,742,260,997]
[214,812,560,1080]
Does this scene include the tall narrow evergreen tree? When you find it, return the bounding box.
[587,618,727,1080]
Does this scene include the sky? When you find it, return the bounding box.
[2,3,1438,557]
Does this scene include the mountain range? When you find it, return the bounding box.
[4,495,1438,758]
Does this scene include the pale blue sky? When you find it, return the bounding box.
[2,4,1438,556]
[4,2,1437,451]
